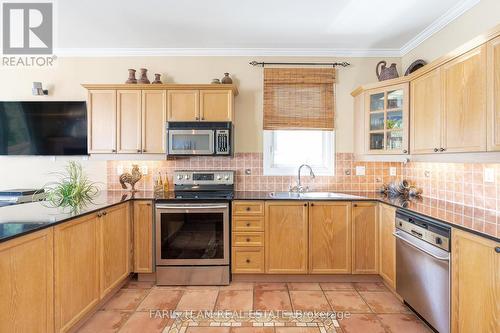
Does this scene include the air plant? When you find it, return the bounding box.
[42,161,100,212]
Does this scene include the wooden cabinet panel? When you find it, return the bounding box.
[233,201,264,216]
[88,90,116,153]
[265,201,308,274]
[488,36,500,151]
[99,204,131,298]
[442,45,487,152]
[54,214,100,332]
[232,216,264,232]
[410,68,443,154]
[117,90,142,153]
[142,90,166,153]
[309,202,351,274]
[233,232,264,247]
[352,202,378,274]
[451,229,499,333]
[133,200,153,273]
[0,228,54,333]
[167,90,199,121]
[232,247,264,273]
[200,89,233,121]
[379,204,396,288]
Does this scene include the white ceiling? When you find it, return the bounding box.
[56,0,479,56]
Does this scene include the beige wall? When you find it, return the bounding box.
[402,0,500,69]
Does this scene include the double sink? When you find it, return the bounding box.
[269,191,363,200]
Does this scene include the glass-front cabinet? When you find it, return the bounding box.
[365,83,409,154]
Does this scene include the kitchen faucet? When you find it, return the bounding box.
[290,164,316,193]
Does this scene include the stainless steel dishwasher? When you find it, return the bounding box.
[394,210,451,333]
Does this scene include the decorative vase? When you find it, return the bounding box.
[376,61,399,81]
[211,78,221,84]
[138,68,150,84]
[221,73,233,84]
[125,69,137,84]
[152,73,162,84]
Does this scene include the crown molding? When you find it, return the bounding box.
[54,47,402,58]
[399,0,481,56]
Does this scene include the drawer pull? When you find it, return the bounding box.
[246,238,251,242]
[245,207,251,211]
[246,259,251,263]
[246,223,251,227]
[495,247,500,253]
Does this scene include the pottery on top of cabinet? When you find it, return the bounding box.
[138,68,150,84]
[376,61,399,81]
[152,73,162,84]
[221,73,233,84]
[125,69,137,84]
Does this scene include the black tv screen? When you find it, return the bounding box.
[0,101,88,155]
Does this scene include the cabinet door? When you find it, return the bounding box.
[265,201,308,274]
[88,90,116,153]
[54,214,100,332]
[487,36,500,151]
[411,68,443,154]
[452,229,499,333]
[142,90,166,153]
[0,228,54,333]
[442,45,487,152]
[309,202,351,274]
[200,89,233,121]
[167,90,199,121]
[133,200,153,273]
[99,204,131,298]
[352,202,378,274]
[117,90,142,153]
[379,204,396,288]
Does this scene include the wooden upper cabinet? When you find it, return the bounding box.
[265,201,308,274]
[142,90,166,153]
[99,203,131,299]
[442,45,487,152]
[0,228,54,333]
[411,68,443,154]
[88,90,116,153]
[309,202,351,274]
[133,200,154,273]
[379,204,396,289]
[117,90,142,153]
[54,213,100,332]
[167,90,200,121]
[487,36,500,151]
[200,89,233,121]
[352,202,378,274]
[451,229,499,333]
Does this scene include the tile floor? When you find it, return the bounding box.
[78,278,431,333]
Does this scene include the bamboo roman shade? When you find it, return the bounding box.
[263,68,335,130]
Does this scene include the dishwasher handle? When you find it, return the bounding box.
[393,232,450,261]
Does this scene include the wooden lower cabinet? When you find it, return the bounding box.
[99,203,131,298]
[232,247,265,273]
[0,228,54,333]
[309,202,352,274]
[265,201,308,274]
[54,213,100,332]
[378,204,396,288]
[451,229,500,333]
[133,200,154,273]
[352,202,378,274]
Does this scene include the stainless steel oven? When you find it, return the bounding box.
[155,202,230,285]
[167,122,232,156]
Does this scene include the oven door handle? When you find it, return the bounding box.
[393,232,449,261]
[156,204,228,210]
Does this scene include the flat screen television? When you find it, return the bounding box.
[0,101,88,155]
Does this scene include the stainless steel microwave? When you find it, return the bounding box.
[166,122,233,156]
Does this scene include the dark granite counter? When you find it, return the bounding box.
[1,190,498,244]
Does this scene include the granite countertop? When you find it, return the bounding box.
[1,190,498,243]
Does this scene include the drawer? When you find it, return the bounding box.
[232,247,264,273]
[232,216,264,232]
[232,232,264,247]
[233,201,264,216]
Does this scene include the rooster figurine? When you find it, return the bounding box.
[119,165,142,192]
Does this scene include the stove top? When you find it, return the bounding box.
[173,170,235,200]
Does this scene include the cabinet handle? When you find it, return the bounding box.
[97,212,102,218]
[195,117,200,120]
[246,223,251,227]
[102,211,107,216]
[142,149,146,153]
[495,247,500,253]
[112,149,116,153]
[440,148,445,152]
[245,207,251,211]
[353,203,358,207]
[137,149,141,153]
[201,117,205,120]
[403,149,408,154]
[434,148,439,152]
[310,203,314,206]
[304,203,307,207]
[246,259,251,263]
[246,238,251,242]
[146,203,151,206]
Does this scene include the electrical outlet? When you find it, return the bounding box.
[389,167,397,176]
[140,165,148,175]
[355,166,365,176]
[117,165,124,175]
[484,168,495,183]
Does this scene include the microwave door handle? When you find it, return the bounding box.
[209,131,215,154]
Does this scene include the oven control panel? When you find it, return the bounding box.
[174,170,235,185]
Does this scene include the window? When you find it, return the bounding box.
[263,130,335,176]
